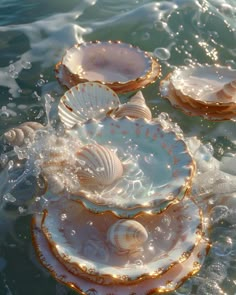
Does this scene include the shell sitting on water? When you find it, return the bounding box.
[107,219,148,252]
[111,91,152,120]
[75,143,123,187]
[216,80,236,100]
[3,121,44,146]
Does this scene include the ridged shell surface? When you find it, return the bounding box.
[4,121,44,146]
[216,80,236,100]
[112,91,152,120]
[75,143,123,187]
[58,82,120,129]
[107,219,148,252]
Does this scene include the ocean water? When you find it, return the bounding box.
[0,0,236,294]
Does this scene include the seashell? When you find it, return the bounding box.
[160,65,236,121]
[55,41,161,94]
[216,80,236,100]
[111,91,152,120]
[75,143,123,187]
[58,82,120,129]
[107,219,148,252]
[3,121,44,146]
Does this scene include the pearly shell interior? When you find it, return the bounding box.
[37,197,204,285]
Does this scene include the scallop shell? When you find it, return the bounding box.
[58,82,120,129]
[75,143,123,187]
[55,41,161,94]
[111,91,152,120]
[216,79,236,100]
[107,219,148,252]
[4,121,44,146]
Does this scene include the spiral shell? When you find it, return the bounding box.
[107,220,148,252]
[111,91,152,120]
[75,143,123,187]
[216,80,236,100]
[4,121,44,146]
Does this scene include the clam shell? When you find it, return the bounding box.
[55,41,161,93]
[107,219,148,252]
[75,143,123,187]
[4,121,44,146]
[67,117,194,217]
[168,64,236,105]
[111,91,152,120]
[32,197,208,291]
[58,82,120,129]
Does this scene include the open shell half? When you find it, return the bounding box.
[55,41,161,94]
[33,197,206,287]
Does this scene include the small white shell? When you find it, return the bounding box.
[216,80,236,100]
[4,121,43,146]
[75,143,123,187]
[112,91,152,120]
[107,219,148,252]
[58,82,120,129]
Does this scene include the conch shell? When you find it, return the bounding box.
[107,219,148,252]
[111,91,152,120]
[75,143,123,187]
[216,79,236,100]
[4,121,44,146]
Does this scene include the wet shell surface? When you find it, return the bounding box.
[111,91,152,120]
[75,143,123,187]
[55,41,161,93]
[169,64,236,105]
[32,197,208,290]
[58,82,120,129]
[216,79,236,100]
[3,121,44,146]
[160,65,236,121]
[67,116,195,217]
[107,219,148,252]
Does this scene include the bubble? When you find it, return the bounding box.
[60,213,67,221]
[212,236,233,257]
[8,64,19,79]
[21,60,32,70]
[141,32,150,41]
[18,206,26,214]
[70,230,76,236]
[210,205,229,224]
[3,193,16,203]
[153,47,171,60]
[134,259,144,267]
[160,213,171,227]
[37,78,46,87]
[196,280,224,295]
[206,262,227,283]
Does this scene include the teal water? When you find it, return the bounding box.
[0,0,236,294]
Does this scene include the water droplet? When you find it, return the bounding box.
[3,193,16,203]
[153,47,171,60]
[60,213,67,221]
[71,230,76,236]
[37,78,45,87]
[212,236,232,257]
[21,60,32,70]
[210,205,229,224]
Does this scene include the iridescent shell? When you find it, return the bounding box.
[3,121,44,146]
[111,91,152,120]
[55,41,161,94]
[32,197,208,291]
[58,82,120,129]
[107,219,148,252]
[75,143,123,187]
[67,117,195,217]
[160,65,236,121]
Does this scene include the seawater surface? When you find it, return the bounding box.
[0,0,236,294]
